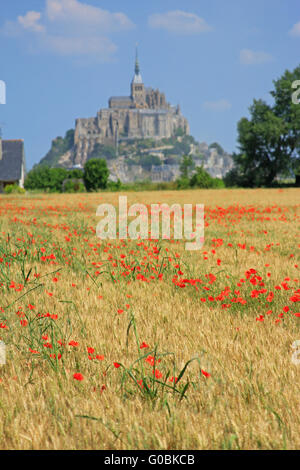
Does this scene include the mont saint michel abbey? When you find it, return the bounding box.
[73,51,190,165]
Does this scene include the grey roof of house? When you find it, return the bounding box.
[109,96,133,101]
[0,140,24,182]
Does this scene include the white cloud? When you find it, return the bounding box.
[289,21,300,37]
[203,99,232,112]
[240,49,274,65]
[1,0,134,61]
[46,0,134,32]
[18,11,45,33]
[148,10,212,34]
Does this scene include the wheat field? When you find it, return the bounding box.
[0,188,299,450]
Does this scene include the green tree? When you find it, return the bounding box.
[24,167,68,191]
[139,154,161,171]
[68,168,84,179]
[190,166,214,188]
[176,155,195,189]
[179,154,195,179]
[83,158,109,191]
[234,65,300,187]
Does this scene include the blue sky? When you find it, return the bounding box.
[0,0,299,169]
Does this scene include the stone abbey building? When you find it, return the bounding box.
[73,52,190,165]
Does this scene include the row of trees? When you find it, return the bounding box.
[24,156,224,193]
[24,159,109,193]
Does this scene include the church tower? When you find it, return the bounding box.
[131,47,146,108]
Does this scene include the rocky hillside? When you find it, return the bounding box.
[38,129,75,168]
[38,130,234,183]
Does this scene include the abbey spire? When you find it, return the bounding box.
[135,46,139,74]
[131,45,145,106]
[132,45,143,85]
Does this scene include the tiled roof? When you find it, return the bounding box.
[0,140,24,182]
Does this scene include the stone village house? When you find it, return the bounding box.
[0,139,26,191]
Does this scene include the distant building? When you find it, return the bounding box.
[0,139,26,191]
[73,49,189,166]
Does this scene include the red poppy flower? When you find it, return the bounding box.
[29,348,39,354]
[201,370,211,378]
[152,369,163,379]
[73,373,84,381]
